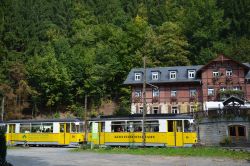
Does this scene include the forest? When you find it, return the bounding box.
[0,0,249,119]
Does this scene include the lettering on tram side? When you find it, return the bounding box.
[114,135,155,139]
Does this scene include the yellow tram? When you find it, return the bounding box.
[6,119,84,146]
[5,114,197,147]
[88,114,197,147]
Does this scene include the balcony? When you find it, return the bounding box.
[189,95,197,102]
[170,96,177,102]
[133,96,142,103]
[152,96,159,103]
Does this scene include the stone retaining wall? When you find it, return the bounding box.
[198,118,250,146]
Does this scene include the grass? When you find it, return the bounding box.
[71,146,250,160]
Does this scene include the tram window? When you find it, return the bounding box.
[176,121,183,132]
[31,124,42,133]
[71,123,78,133]
[145,121,159,132]
[88,122,92,132]
[60,123,64,132]
[101,122,105,132]
[168,121,173,132]
[79,123,84,132]
[111,121,126,132]
[20,124,31,133]
[184,120,194,132]
[42,123,53,133]
[8,124,16,133]
[66,123,70,133]
[127,121,142,132]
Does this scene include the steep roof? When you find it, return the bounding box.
[123,65,203,85]
[243,63,250,79]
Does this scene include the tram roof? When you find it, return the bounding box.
[90,113,193,121]
[6,118,82,124]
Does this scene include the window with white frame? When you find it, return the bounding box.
[152,72,159,80]
[220,87,226,91]
[190,89,197,97]
[171,89,177,97]
[213,71,220,77]
[135,73,141,81]
[139,107,143,114]
[135,89,142,97]
[171,106,179,114]
[153,107,159,114]
[188,70,195,79]
[170,71,177,79]
[226,70,232,77]
[208,88,214,96]
[152,88,159,97]
[233,86,240,91]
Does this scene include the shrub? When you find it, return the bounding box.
[219,137,232,146]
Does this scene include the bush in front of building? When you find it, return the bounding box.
[219,137,232,146]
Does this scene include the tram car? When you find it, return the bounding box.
[5,118,84,146]
[88,114,197,147]
[5,114,197,147]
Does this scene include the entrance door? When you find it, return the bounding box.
[228,125,246,143]
[59,123,70,145]
[167,120,183,146]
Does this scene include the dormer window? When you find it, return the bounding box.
[226,70,232,77]
[213,71,220,77]
[188,70,195,79]
[135,73,141,81]
[170,71,176,79]
[152,72,159,80]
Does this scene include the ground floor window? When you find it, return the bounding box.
[171,106,179,114]
[153,107,159,114]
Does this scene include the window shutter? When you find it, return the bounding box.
[168,105,171,114]
[178,105,181,114]
[187,105,190,114]
[159,105,162,114]
[136,105,139,113]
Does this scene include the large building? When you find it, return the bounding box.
[124,55,250,115]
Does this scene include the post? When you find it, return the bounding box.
[142,56,147,147]
[1,97,4,122]
[84,94,88,143]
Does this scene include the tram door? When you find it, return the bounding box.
[59,123,70,145]
[167,120,183,146]
[9,124,16,144]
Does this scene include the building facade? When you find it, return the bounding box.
[124,55,250,114]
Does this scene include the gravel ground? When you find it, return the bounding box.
[6,147,250,166]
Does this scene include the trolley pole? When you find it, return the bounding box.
[84,94,88,143]
[142,56,147,147]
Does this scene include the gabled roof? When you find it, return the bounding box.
[243,63,250,79]
[123,65,203,85]
[197,54,249,73]
[223,96,245,106]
